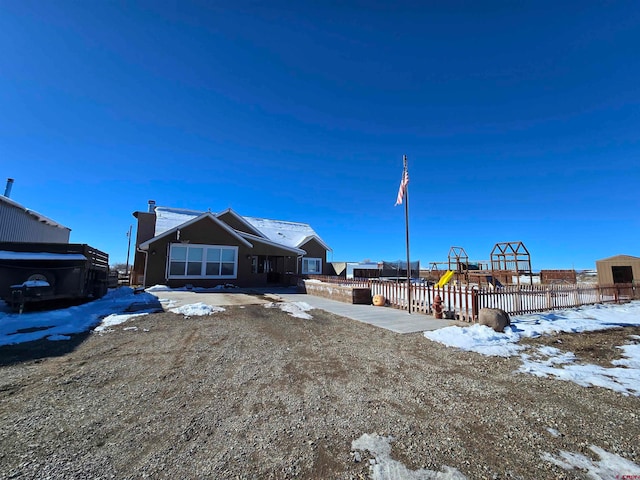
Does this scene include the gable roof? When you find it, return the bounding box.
[243,216,329,250]
[146,206,329,252]
[138,212,253,250]
[297,234,332,252]
[596,254,640,262]
[216,208,266,238]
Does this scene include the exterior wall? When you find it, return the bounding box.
[298,238,328,274]
[131,212,156,284]
[540,270,577,284]
[299,279,371,304]
[596,256,640,285]
[0,198,70,243]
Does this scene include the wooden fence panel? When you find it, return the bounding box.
[303,275,637,321]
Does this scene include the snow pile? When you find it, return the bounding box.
[95,313,150,332]
[169,303,226,316]
[426,322,525,357]
[426,302,640,357]
[146,284,180,292]
[425,301,640,395]
[542,445,640,478]
[519,345,640,396]
[0,288,159,345]
[264,301,314,319]
[351,433,467,480]
[146,284,237,292]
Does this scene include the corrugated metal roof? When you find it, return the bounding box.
[0,195,70,230]
[0,196,70,243]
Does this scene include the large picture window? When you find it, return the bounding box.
[169,244,238,279]
[302,257,322,274]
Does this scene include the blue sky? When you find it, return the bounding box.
[1,1,638,270]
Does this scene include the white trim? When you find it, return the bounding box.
[237,231,307,256]
[167,244,238,279]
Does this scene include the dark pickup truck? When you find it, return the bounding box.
[0,242,109,312]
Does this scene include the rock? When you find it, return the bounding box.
[479,308,511,332]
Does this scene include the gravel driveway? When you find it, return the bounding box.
[0,302,638,479]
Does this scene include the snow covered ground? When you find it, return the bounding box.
[351,434,640,480]
[0,286,315,345]
[1,286,639,398]
[0,288,162,345]
[425,301,640,396]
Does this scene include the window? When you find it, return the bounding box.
[302,257,322,274]
[169,244,238,279]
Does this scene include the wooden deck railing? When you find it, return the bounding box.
[302,275,638,321]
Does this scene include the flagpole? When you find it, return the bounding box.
[403,155,411,314]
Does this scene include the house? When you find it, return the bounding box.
[131,201,331,288]
[595,255,640,285]
[0,179,71,243]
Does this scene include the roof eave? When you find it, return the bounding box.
[139,212,254,250]
[297,234,331,252]
[238,232,306,255]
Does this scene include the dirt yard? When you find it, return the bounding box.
[0,302,638,479]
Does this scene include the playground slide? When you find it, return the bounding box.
[436,270,455,288]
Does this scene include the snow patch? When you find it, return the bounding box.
[542,445,640,478]
[0,287,159,345]
[264,301,314,319]
[169,303,225,316]
[47,334,71,341]
[519,346,640,396]
[424,301,640,396]
[546,427,561,438]
[351,433,467,480]
[95,313,149,332]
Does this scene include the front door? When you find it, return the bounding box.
[265,256,283,284]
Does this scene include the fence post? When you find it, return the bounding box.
[471,289,478,322]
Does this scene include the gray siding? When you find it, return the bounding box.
[0,199,70,243]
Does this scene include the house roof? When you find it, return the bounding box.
[0,195,70,231]
[237,231,306,255]
[297,234,332,252]
[139,212,253,250]
[243,216,330,250]
[596,254,640,263]
[148,206,329,251]
[154,206,203,236]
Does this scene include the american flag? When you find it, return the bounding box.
[394,166,409,206]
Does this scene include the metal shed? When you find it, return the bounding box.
[595,255,640,285]
[0,193,70,243]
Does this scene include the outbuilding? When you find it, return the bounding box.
[595,255,640,285]
[0,187,70,243]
